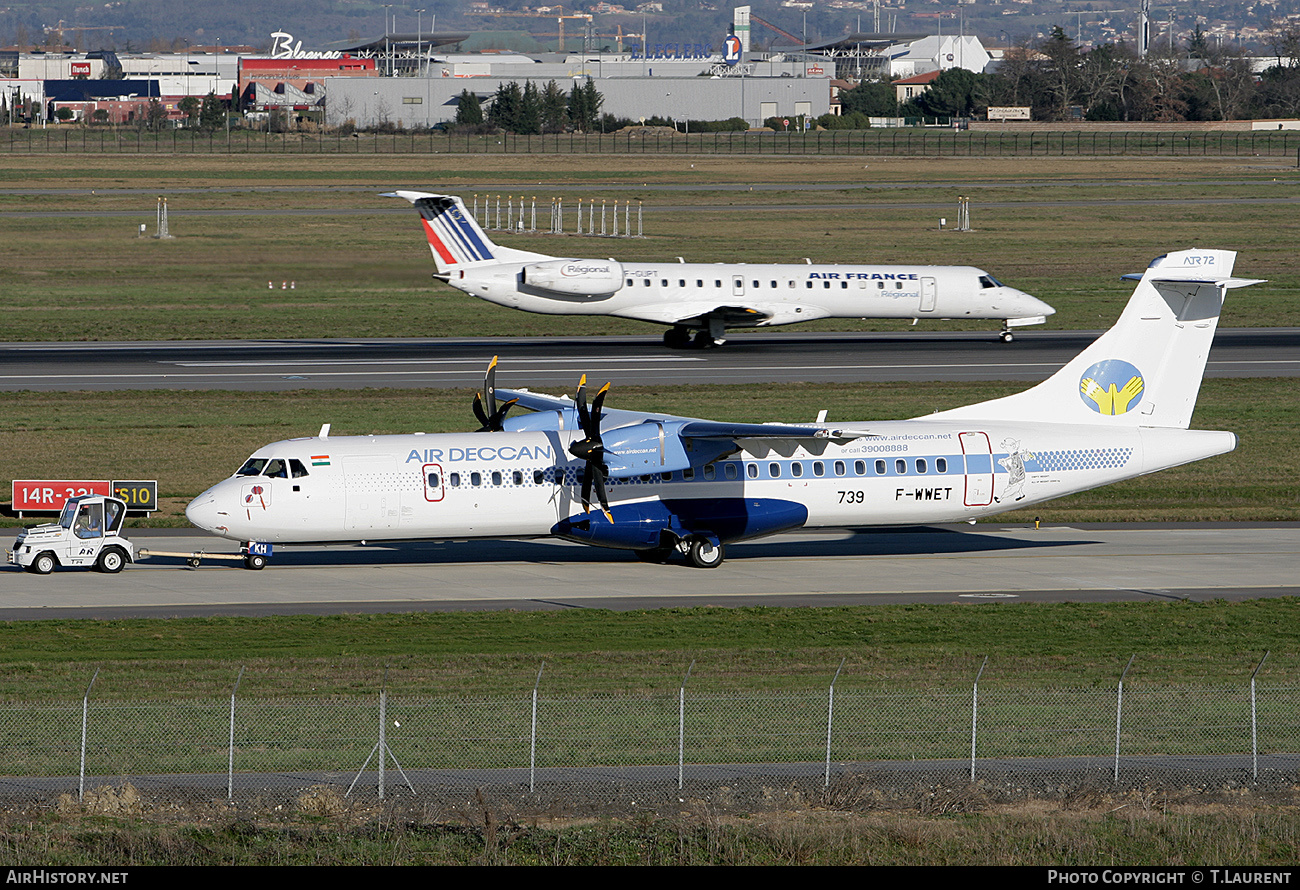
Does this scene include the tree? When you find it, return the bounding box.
[839,78,896,117]
[909,68,980,118]
[455,89,483,126]
[199,92,224,131]
[539,80,568,133]
[146,98,168,131]
[567,79,603,132]
[488,81,523,131]
[178,95,200,128]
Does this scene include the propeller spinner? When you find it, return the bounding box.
[568,374,614,522]
[472,356,519,432]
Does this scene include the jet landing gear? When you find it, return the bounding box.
[662,320,727,350]
[999,322,1015,343]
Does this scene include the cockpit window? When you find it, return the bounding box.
[979,275,1003,289]
[289,459,309,478]
[237,458,268,476]
[263,459,288,478]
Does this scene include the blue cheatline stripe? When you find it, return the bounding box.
[433,209,485,263]
[448,206,494,260]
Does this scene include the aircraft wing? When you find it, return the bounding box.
[497,387,869,444]
[615,302,833,327]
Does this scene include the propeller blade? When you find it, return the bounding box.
[570,374,614,522]
[473,356,515,432]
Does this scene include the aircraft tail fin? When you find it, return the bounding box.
[388,191,545,275]
[932,249,1263,430]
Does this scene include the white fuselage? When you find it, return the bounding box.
[185,422,1233,546]
[447,260,1053,328]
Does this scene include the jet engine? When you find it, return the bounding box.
[520,259,624,297]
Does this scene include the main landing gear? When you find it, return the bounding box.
[663,325,726,350]
[634,536,727,568]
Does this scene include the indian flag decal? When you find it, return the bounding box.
[311,455,331,466]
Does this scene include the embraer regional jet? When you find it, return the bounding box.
[390,191,1054,346]
[186,249,1253,570]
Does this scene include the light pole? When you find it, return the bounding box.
[383,5,393,77]
[416,9,425,77]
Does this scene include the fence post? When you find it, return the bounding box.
[1252,651,1269,780]
[678,661,694,790]
[969,656,987,782]
[530,662,544,792]
[1114,654,1136,783]
[79,668,100,802]
[824,658,845,788]
[228,666,245,801]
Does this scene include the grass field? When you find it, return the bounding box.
[1,155,1298,340]
[3,152,1298,863]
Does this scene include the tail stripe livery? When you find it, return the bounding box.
[415,196,495,266]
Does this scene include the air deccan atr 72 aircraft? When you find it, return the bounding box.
[186,249,1254,569]
[389,191,1055,347]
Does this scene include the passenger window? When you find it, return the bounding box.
[791,462,803,477]
[747,463,758,479]
[491,471,502,486]
[855,460,866,475]
[937,458,948,473]
[875,459,886,475]
[834,461,845,476]
[513,471,523,485]
[471,472,482,486]
[683,468,695,481]
[703,465,715,480]
[813,461,824,477]
[895,459,907,474]
[534,470,544,484]
[449,473,461,487]
[289,459,309,478]
[769,462,781,478]
[916,458,928,474]
[725,464,737,480]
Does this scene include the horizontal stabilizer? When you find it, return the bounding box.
[933,249,1258,430]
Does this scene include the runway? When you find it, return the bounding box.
[3,523,1297,619]
[2,328,1298,391]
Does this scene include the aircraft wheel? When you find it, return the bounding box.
[96,547,126,574]
[1000,330,1014,343]
[692,331,720,349]
[29,552,57,575]
[686,538,725,569]
[244,553,268,571]
[663,327,691,349]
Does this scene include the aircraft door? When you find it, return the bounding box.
[343,454,400,531]
[423,463,445,502]
[920,277,937,312]
[959,431,995,507]
[732,275,745,297]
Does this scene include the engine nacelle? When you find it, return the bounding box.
[552,498,809,551]
[521,259,624,297]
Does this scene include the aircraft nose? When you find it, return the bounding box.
[185,490,220,532]
[1013,288,1056,317]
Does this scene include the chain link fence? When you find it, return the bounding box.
[2,666,1298,809]
[4,128,1298,158]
